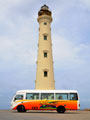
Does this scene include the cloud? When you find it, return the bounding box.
[0,0,22,20]
[0,0,38,66]
[80,0,90,10]
[0,35,37,66]
[52,34,90,68]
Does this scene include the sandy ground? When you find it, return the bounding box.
[0,110,90,120]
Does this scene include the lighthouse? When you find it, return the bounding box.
[35,5,55,90]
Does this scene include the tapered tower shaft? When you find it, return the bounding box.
[35,5,55,90]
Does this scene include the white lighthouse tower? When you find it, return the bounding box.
[35,5,55,90]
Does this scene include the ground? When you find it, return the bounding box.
[0,110,90,120]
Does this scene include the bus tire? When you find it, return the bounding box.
[17,105,26,112]
[57,106,65,113]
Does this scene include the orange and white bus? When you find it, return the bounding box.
[11,90,80,113]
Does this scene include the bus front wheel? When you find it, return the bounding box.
[17,105,26,112]
[57,106,65,113]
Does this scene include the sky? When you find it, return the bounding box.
[0,0,90,109]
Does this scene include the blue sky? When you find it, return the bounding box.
[0,0,90,109]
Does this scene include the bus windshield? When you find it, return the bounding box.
[14,94,23,101]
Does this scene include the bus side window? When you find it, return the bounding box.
[26,93,33,100]
[41,93,48,100]
[26,93,39,100]
[70,93,78,100]
[48,93,54,100]
[41,93,54,100]
[33,93,39,100]
[55,93,68,100]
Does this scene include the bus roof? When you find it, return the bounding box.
[16,89,78,94]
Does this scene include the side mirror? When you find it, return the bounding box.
[14,98,16,101]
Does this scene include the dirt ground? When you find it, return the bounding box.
[0,110,90,120]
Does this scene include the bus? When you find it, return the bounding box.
[11,90,80,113]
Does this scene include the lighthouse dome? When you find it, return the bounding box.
[38,4,52,16]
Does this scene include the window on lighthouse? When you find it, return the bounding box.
[44,35,47,40]
[44,52,47,57]
[44,22,47,25]
[44,71,48,77]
